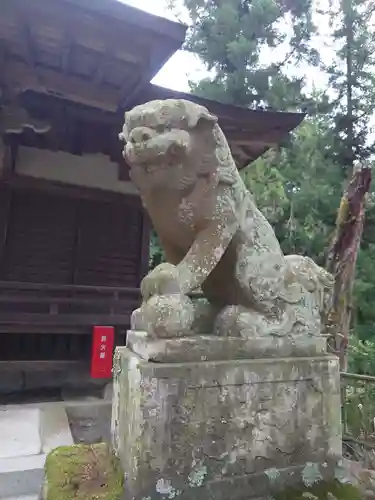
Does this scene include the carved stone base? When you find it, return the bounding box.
[111,345,342,500]
[126,330,328,362]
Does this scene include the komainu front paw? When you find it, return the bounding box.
[140,263,181,301]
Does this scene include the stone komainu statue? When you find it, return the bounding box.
[119,99,334,339]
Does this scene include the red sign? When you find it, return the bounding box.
[91,326,115,379]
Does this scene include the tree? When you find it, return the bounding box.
[353,201,375,341]
[324,0,375,171]
[320,0,375,365]
[325,165,372,370]
[242,116,344,263]
[156,0,375,369]
[182,0,319,110]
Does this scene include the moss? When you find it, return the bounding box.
[43,443,124,500]
[336,195,349,227]
[274,479,363,500]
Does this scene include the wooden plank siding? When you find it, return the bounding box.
[0,186,144,354]
[0,281,140,331]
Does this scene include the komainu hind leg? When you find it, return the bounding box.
[214,304,299,338]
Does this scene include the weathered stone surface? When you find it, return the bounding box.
[116,98,343,500]
[111,346,342,500]
[120,98,334,343]
[126,330,328,362]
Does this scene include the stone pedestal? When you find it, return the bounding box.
[111,336,342,500]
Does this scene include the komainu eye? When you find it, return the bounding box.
[141,132,152,141]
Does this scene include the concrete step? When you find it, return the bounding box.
[2,496,38,500]
[0,454,45,498]
[40,405,74,454]
[0,405,73,498]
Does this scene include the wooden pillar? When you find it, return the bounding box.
[0,183,11,279]
[0,134,18,180]
[0,135,9,179]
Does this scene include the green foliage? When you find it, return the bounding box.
[149,230,165,270]
[348,337,375,375]
[343,382,375,441]
[353,216,375,341]
[184,0,318,110]
[242,117,343,263]
[323,0,375,170]
[340,340,375,446]
[163,0,375,370]
[341,364,375,443]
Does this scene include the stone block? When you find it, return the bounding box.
[2,496,39,500]
[40,406,74,454]
[0,454,46,499]
[0,405,74,498]
[126,330,328,362]
[111,346,342,500]
[0,409,41,459]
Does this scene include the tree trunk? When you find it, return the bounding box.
[325,166,372,371]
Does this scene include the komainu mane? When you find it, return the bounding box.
[119,99,333,339]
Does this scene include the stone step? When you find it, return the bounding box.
[0,405,73,498]
[0,455,45,499]
[2,496,39,500]
[40,405,74,454]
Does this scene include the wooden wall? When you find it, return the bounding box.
[0,182,148,363]
[0,186,145,287]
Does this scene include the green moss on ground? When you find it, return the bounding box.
[274,479,363,500]
[43,443,123,500]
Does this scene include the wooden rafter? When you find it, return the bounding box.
[1,0,187,113]
[118,54,151,109]
[61,32,74,74]
[17,3,153,68]
[4,60,122,111]
[92,48,112,85]
[20,20,36,69]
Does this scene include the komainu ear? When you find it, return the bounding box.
[182,100,218,129]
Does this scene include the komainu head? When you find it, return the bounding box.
[119,99,223,190]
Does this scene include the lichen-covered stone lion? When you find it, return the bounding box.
[119,99,334,339]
